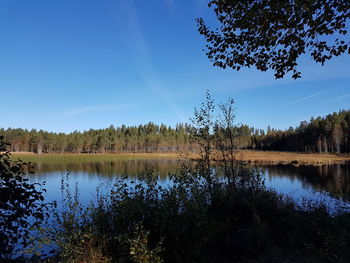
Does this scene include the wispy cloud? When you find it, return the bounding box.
[281,90,326,107]
[195,0,209,12]
[324,93,350,104]
[165,0,176,9]
[115,0,186,122]
[295,92,350,112]
[58,104,135,117]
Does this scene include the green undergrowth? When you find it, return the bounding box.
[31,166,350,263]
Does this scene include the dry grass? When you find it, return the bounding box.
[232,150,350,165]
[10,150,350,165]
[10,152,185,163]
[10,152,181,157]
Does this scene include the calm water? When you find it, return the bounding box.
[26,159,350,209]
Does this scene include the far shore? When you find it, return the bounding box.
[10,151,181,158]
[231,150,350,166]
[10,150,350,166]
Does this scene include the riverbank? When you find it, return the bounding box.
[233,150,350,165]
[10,152,183,163]
[10,150,350,165]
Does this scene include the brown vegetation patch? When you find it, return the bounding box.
[232,150,350,165]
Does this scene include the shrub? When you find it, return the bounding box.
[0,148,48,260]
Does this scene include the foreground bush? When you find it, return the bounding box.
[46,165,350,263]
[0,151,48,260]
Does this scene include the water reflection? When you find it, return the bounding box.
[264,164,350,201]
[27,159,350,205]
[31,159,181,179]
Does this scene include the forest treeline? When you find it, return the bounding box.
[1,110,350,154]
[1,123,197,154]
[254,110,350,153]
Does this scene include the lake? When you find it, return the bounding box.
[24,157,350,210]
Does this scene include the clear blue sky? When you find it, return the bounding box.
[0,0,349,133]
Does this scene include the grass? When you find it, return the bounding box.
[10,152,182,163]
[234,150,350,165]
[10,150,350,165]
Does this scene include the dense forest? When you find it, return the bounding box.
[1,123,195,154]
[253,110,350,153]
[1,110,350,154]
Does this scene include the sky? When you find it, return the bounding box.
[0,0,349,133]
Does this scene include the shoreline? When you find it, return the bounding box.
[10,150,350,165]
[232,150,350,166]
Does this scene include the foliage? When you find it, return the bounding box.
[253,110,350,153]
[129,225,163,263]
[197,0,350,79]
[45,165,350,262]
[38,174,110,263]
[190,90,216,195]
[2,109,350,155]
[40,93,350,263]
[0,123,194,154]
[0,136,48,260]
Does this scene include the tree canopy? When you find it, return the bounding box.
[2,110,350,154]
[197,0,350,79]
